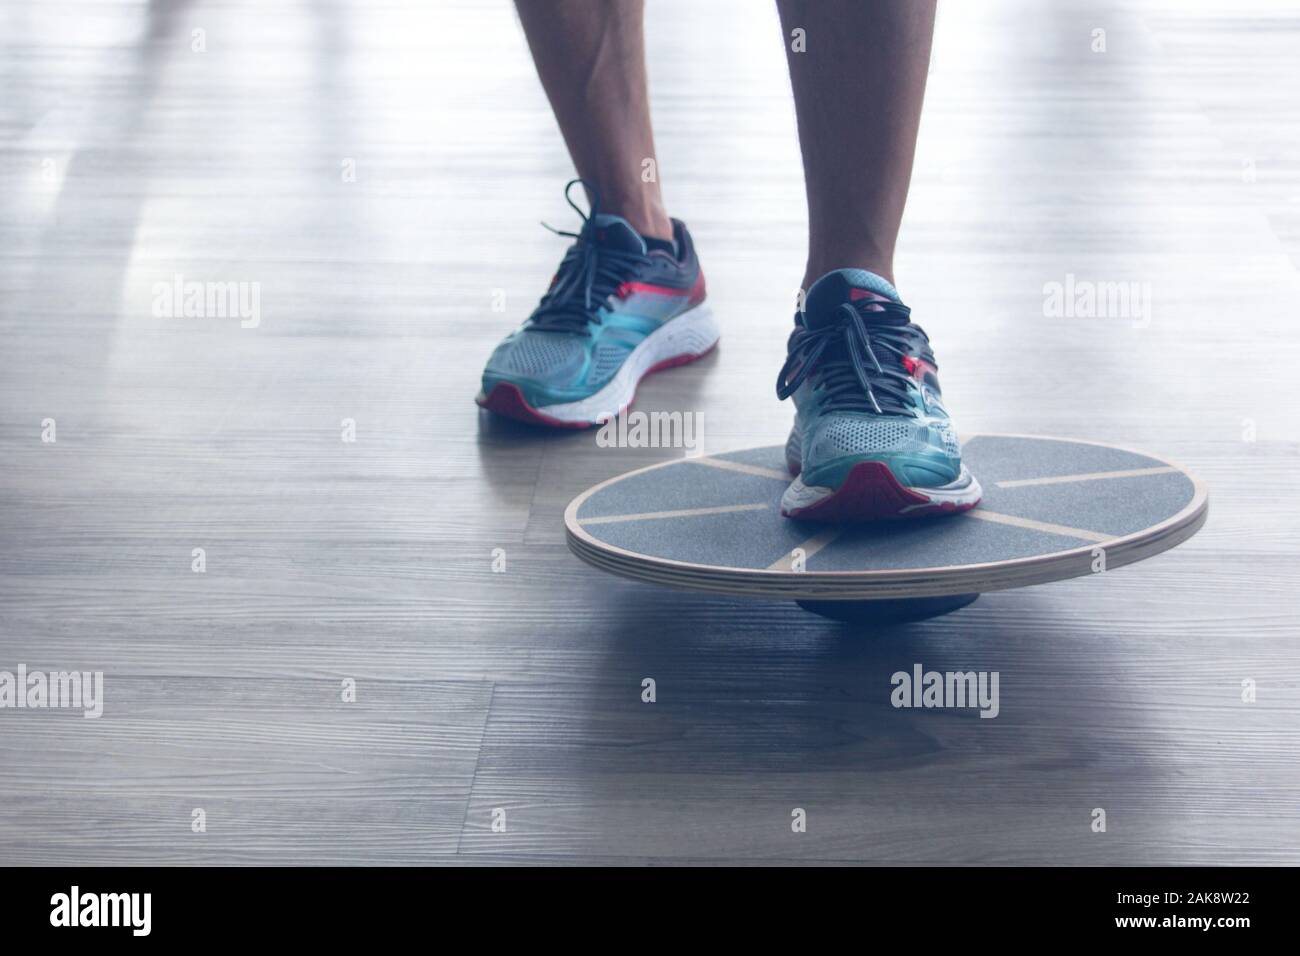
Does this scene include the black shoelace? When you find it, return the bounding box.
[776,300,934,415]
[529,179,651,336]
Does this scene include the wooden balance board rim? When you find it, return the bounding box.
[563,433,1209,601]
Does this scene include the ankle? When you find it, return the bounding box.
[586,183,673,241]
[803,249,895,292]
[613,201,674,243]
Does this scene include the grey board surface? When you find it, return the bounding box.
[572,436,1199,574]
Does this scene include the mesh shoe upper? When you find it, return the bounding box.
[488,331,586,380]
[778,269,964,490]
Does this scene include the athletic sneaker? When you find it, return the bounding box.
[477,180,718,427]
[776,268,981,520]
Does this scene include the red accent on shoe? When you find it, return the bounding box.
[782,460,979,522]
[901,354,938,383]
[615,272,708,307]
[476,340,718,429]
[476,383,590,428]
[849,288,891,303]
[617,281,679,299]
[685,271,707,307]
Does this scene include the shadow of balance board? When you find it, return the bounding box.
[564,435,1208,623]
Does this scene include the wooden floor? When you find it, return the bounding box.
[2,0,1299,865]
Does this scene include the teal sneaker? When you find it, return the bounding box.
[776,268,981,521]
[477,180,718,428]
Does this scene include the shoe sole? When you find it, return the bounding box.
[477,303,719,428]
[782,460,982,522]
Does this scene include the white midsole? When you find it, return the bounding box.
[538,303,719,423]
[781,465,983,514]
[782,425,982,513]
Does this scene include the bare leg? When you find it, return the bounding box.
[776,0,937,289]
[515,0,673,240]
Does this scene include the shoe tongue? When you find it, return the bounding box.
[802,268,901,329]
[587,213,647,255]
